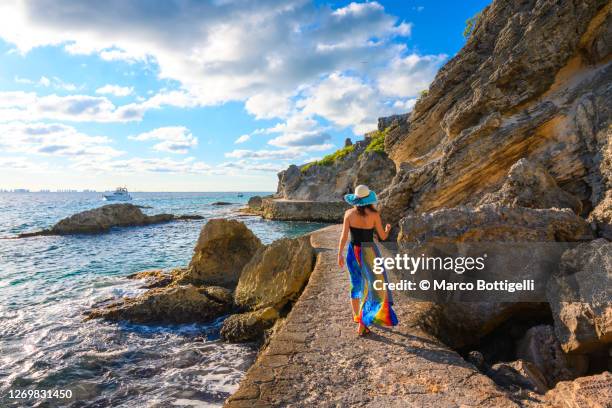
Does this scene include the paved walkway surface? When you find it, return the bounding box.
[225,225,523,407]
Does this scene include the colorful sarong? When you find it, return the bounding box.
[346,242,398,327]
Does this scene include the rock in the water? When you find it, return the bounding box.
[235,235,315,311]
[489,359,549,394]
[127,269,177,288]
[247,195,263,210]
[589,190,612,240]
[479,159,582,213]
[275,139,395,201]
[220,307,279,342]
[398,204,593,244]
[261,198,349,222]
[18,204,202,237]
[211,201,233,206]
[175,219,262,288]
[516,325,586,387]
[547,239,612,353]
[87,285,233,324]
[544,371,612,408]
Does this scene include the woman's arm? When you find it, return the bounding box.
[374,213,391,241]
[337,212,350,268]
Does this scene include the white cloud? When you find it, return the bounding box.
[245,92,292,120]
[14,75,79,91]
[96,84,134,97]
[72,156,210,174]
[0,91,143,122]
[0,121,123,157]
[225,144,333,160]
[377,54,446,97]
[234,134,251,144]
[129,126,197,154]
[0,0,419,113]
[0,156,48,171]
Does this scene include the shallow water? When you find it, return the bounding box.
[0,192,328,407]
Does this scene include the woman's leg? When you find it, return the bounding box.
[351,298,360,321]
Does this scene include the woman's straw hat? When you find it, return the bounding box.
[344,185,378,206]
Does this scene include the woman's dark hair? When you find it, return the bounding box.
[355,204,377,216]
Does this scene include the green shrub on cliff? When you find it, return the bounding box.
[463,12,481,39]
[364,127,388,154]
[301,144,355,172]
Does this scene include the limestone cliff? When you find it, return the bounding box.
[275,137,396,201]
[379,0,611,225]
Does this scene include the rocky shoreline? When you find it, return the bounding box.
[76,0,611,405]
[87,218,318,344]
[225,0,611,404]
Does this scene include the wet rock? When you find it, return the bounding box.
[211,201,233,206]
[235,235,315,311]
[174,219,262,288]
[220,307,279,343]
[479,159,582,213]
[489,360,549,394]
[18,204,203,237]
[547,239,612,353]
[247,195,262,210]
[127,269,177,289]
[261,198,349,222]
[544,371,612,408]
[87,285,233,324]
[589,190,612,240]
[516,325,586,387]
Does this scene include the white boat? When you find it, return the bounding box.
[103,187,132,201]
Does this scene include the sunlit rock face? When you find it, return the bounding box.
[379,0,611,224]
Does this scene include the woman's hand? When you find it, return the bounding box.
[337,253,345,268]
[385,224,392,233]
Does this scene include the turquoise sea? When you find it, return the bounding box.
[0,192,327,407]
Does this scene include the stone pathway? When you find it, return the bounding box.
[225,225,523,407]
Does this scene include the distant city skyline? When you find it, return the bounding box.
[0,0,489,191]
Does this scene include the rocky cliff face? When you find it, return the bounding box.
[276,138,396,201]
[379,0,611,225]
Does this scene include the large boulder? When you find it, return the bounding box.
[479,159,582,214]
[87,285,233,324]
[220,307,279,343]
[544,371,612,408]
[234,235,315,311]
[547,239,612,353]
[174,219,262,288]
[589,190,612,240]
[398,204,593,244]
[516,325,587,387]
[379,0,611,224]
[247,195,263,210]
[395,204,594,348]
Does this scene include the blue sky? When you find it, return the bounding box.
[0,0,489,191]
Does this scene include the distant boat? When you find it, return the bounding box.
[103,187,132,201]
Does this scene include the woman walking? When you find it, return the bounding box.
[337,185,398,336]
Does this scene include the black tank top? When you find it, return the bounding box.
[350,226,374,245]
